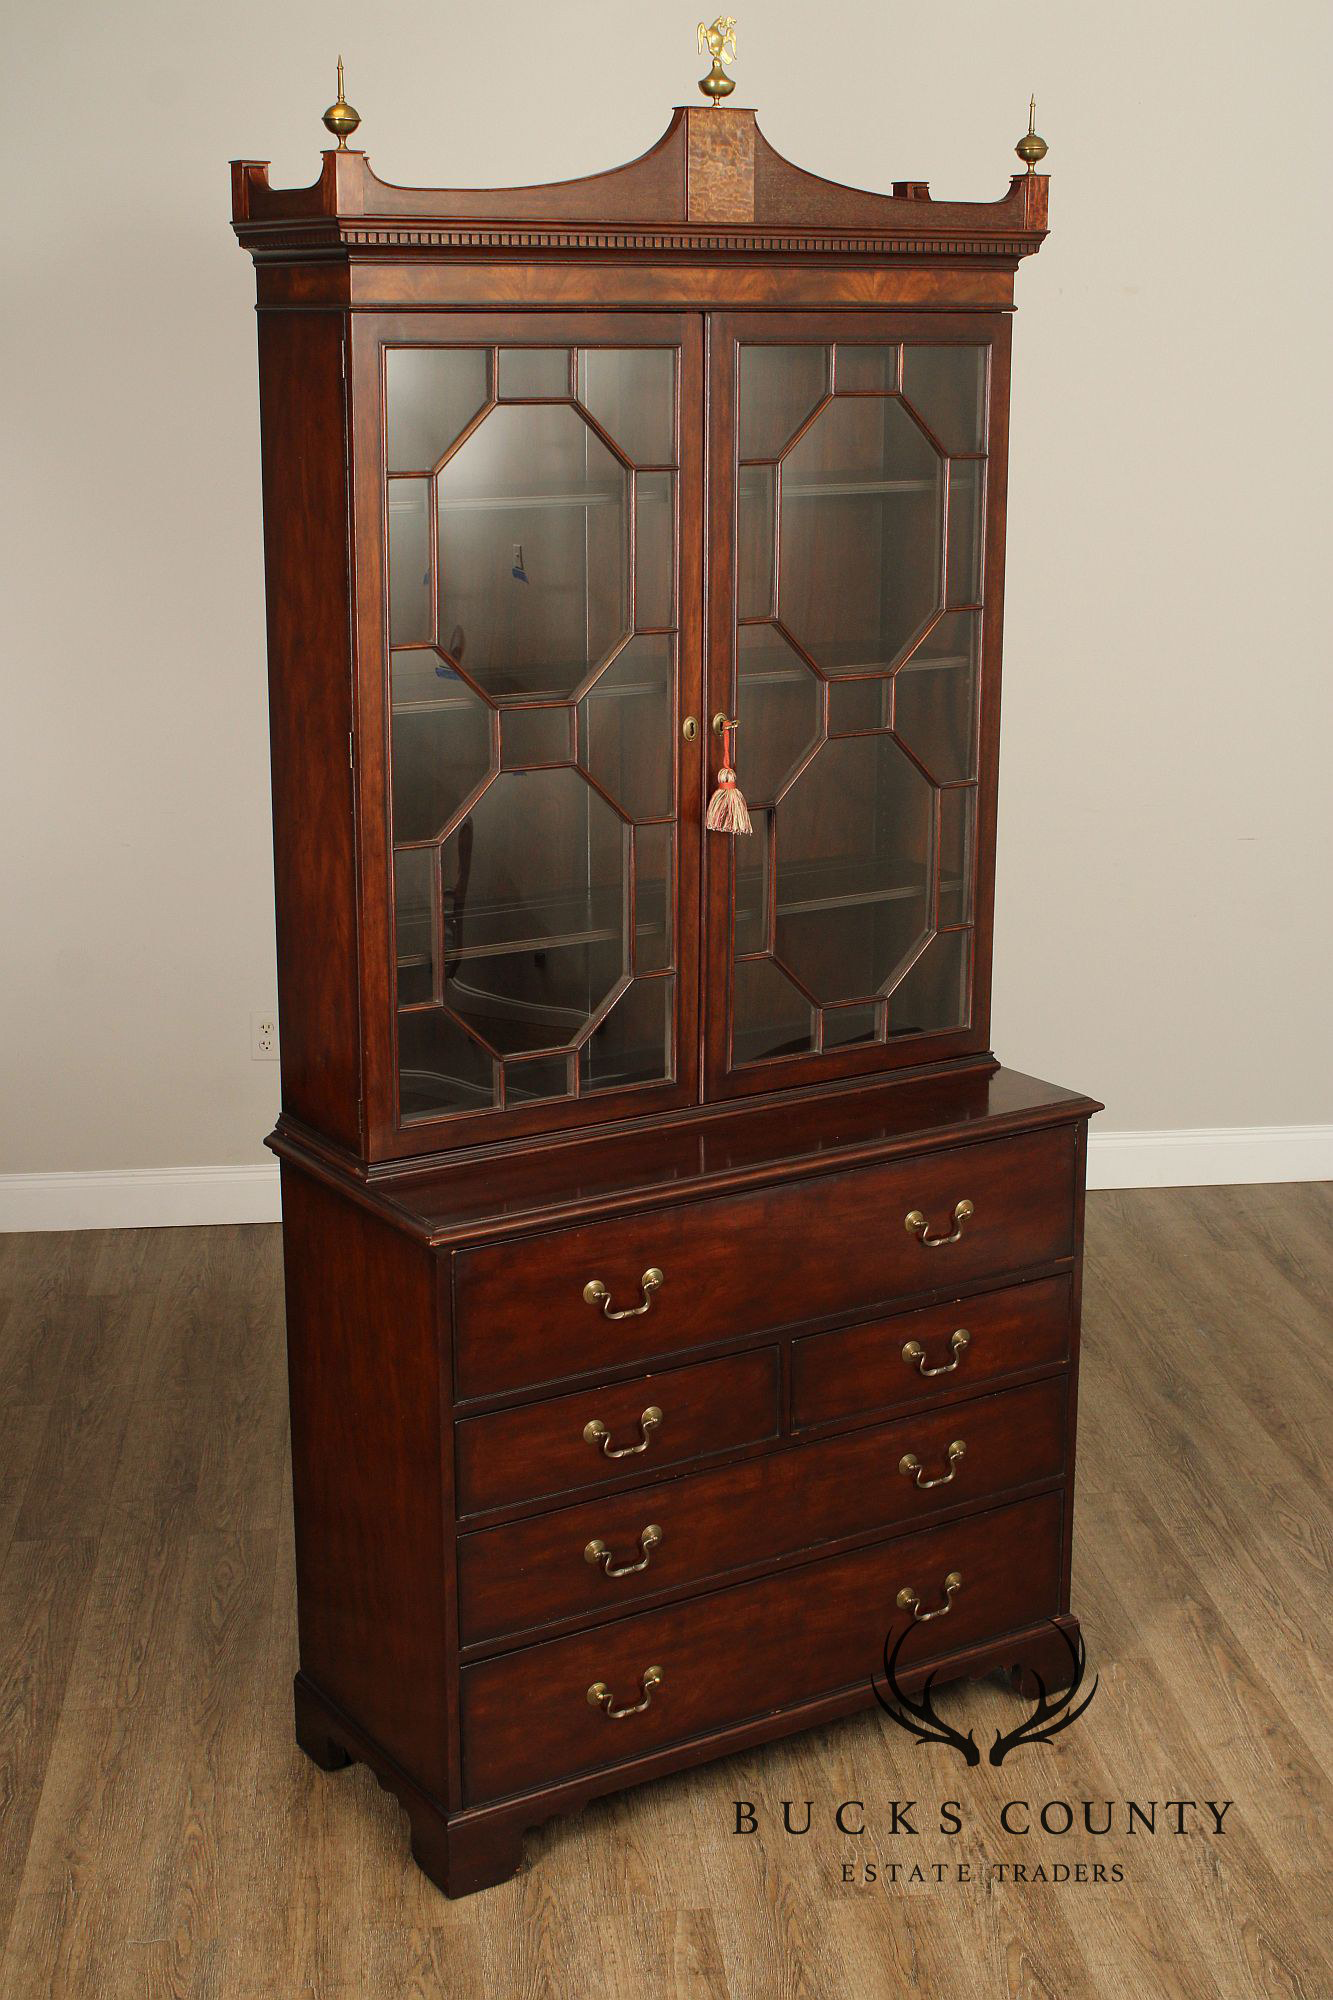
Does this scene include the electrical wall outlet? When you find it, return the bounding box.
[251,1012,279,1061]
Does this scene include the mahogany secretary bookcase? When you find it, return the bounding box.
[231,86,1100,1897]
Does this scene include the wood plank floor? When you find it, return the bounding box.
[0,1185,1329,1999]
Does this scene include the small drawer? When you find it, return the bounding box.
[460,1489,1064,1803]
[453,1125,1078,1397]
[454,1347,779,1517]
[457,1377,1066,1645]
[792,1274,1072,1431]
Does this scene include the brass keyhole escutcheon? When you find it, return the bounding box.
[682,716,699,741]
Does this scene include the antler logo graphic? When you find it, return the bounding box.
[872,1620,1098,1767]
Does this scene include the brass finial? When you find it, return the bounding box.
[322,56,361,150]
[1016,95,1048,172]
[697,17,738,105]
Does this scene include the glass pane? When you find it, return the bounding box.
[739,346,828,459]
[772,734,932,1004]
[835,345,900,393]
[501,706,571,769]
[577,349,675,465]
[438,404,628,699]
[827,677,887,735]
[939,787,976,926]
[634,822,672,974]
[399,1009,495,1119]
[447,938,625,1056]
[902,347,987,454]
[780,396,944,671]
[732,958,813,1065]
[442,768,625,958]
[388,482,431,644]
[734,810,770,956]
[497,348,569,398]
[735,626,822,806]
[823,1002,881,1049]
[386,348,489,472]
[887,930,971,1036]
[504,1054,574,1103]
[737,466,775,618]
[635,472,675,628]
[390,655,494,844]
[946,461,984,606]
[893,611,980,785]
[581,977,673,1092]
[579,635,673,822]
[394,848,435,1006]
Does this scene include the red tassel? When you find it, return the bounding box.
[706,722,752,836]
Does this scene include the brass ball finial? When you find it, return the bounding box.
[697,17,738,105]
[1016,94,1048,172]
[322,56,361,150]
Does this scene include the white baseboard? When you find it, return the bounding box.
[0,1127,1328,1232]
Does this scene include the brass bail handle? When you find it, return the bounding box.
[583,1406,663,1460]
[902,1328,970,1376]
[583,1267,664,1319]
[584,1524,663,1577]
[904,1199,974,1247]
[897,1570,964,1622]
[898,1440,966,1489]
[587,1665,664,1718]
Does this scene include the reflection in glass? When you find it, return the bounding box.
[634,822,672,974]
[438,404,628,699]
[441,768,625,957]
[886,929,971,1036]
[580,977,674,1092]
[577,349,676,466]
[773,734,932,1004]
[737,466,775,619]
[579,635,674,822]
[446,938,623,1055]
[500,706,571,769]
[399,1009,494,1119]
[735,626,822,805]
[505,1053,574,1103]
[836,345,901,393]
[780,396,943,671]
[939,787,976,926]
[732,958,813,1065]
[893,612,979,785]
[902,346,987,454]
[635,472,675,627]
[497,349,570,398]
[386,347,489,472]
[390,656,493,843]
[946,462,984,606]
[388,482,432,644]
[394,848,436,1006]
[823,1002,880,1049]
[734,810,770,957]
[739,345,828,459]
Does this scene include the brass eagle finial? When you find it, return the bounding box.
[697,17,738,104]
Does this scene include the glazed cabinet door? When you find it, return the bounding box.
[350,313,703,1157]
[704,313,1008,1098]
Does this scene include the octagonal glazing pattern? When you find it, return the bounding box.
[727,338,988,1071]
[385,341,683,1124]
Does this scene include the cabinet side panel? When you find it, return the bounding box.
[280,1164,451,1799]
[257,309,361,1147]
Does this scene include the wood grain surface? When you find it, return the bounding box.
[1,1184,1329,1999]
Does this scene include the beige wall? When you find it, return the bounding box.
[3,0,1329,1178]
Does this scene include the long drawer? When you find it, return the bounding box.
[460,1490,1064,1803]
[453,1126,1077,1397]
[455,1347,780,1517]
[457,1377,1065,1644]
[791,1273,1072,1431]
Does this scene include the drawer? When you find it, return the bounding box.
[792,1274,1072,1431]
[458,1377,1066,1644]
[454,1125,1078,1396]
[454,1348,779,1517]
[461,1490,1064,1803]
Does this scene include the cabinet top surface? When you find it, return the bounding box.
[230,106,1048,262]
[273,1068,1100,1247]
